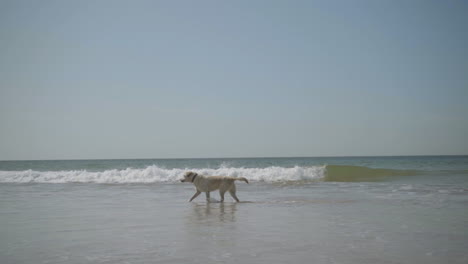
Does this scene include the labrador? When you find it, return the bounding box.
[180,171,248,202]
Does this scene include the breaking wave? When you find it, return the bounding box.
[0,165,421,184]
[0,165,326,183]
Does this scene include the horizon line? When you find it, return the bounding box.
[1,154,467,162]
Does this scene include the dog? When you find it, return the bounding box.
[180,171,249,202]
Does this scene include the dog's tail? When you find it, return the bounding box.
[235,177,249,184]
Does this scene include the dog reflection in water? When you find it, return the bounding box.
[192,202,238,223]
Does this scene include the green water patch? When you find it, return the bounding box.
[324,165,420,182]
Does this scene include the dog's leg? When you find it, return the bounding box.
[219,190,226,202]
[205,192,210,202]
[189,190,201,202]
[229,190,240,202]
[229,185,240,202]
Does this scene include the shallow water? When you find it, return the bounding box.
[1,157,467,263]
[1,179,467,264]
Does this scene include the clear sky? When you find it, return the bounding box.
[1,0,467,160]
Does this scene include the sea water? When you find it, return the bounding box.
[1,156,467,263]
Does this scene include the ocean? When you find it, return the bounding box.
[1,156,467,264]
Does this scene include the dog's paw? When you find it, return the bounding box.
[207,198,220,203]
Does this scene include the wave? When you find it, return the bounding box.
[0,165,422,184]
[324,165,419,182]
[0,165,326,183]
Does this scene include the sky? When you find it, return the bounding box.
[0,0,467,160]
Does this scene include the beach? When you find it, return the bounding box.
[2,1,467,263]
[1,156,467,264]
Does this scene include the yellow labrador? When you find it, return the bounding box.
[180,171,248,202]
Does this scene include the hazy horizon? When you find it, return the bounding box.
[1,0,467,160]
[1,154,467,162]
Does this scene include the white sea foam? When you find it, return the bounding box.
[0,165,326,184]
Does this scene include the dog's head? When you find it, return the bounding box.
[180,171,198,183]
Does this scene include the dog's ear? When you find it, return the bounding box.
[185,171,196,178]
